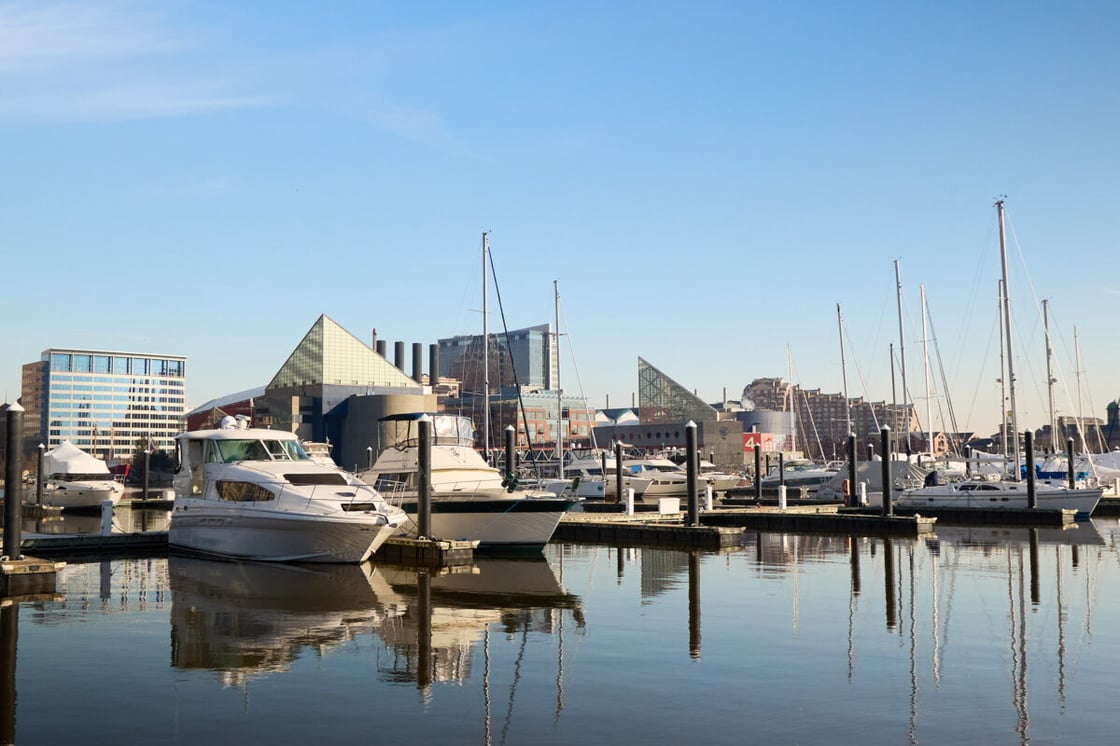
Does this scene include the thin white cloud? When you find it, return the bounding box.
[0,0,267,121]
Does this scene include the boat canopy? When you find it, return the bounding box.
[44,440,110,476]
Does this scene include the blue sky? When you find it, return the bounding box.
[2,1,1117,439]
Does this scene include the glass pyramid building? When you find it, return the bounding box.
[268,315,419,390]
[637,356,717,425]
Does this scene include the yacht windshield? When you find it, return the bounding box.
[215,439,310,463]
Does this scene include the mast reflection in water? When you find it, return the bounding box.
[5,521,1120,744]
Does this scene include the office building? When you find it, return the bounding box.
[22,348,188,461]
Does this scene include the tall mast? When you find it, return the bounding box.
[894,260,910,456]
[786,344,796,455]
[1043,299,1056,448]
[1075,325,1085,453]
[997,198,1020,477]
[921,284,933,455]
[554,279,563,476]
[998,279,1007,457]
[482,231,490,462]
[837,303,852,437]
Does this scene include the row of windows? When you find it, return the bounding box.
[48,353,185,377]
[49,397,186,406]
[49,376,184,389]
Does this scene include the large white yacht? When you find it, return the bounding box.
[357,413,580,550]
[897,476,1102,518]
[40,440,126,511]
[170,417,406,563]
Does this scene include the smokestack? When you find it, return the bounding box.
[371,328,377,351]
[412,343,423,384]
[394,341,405,371]
[429,344,440,387]
[376,340,387,357]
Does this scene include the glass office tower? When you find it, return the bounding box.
[25,348,188,461]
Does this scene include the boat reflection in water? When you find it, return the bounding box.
[22,507,171,536]
[168,555,583,696]
[169,558,404,684]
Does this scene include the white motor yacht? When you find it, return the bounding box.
[40,440,125,511]
[759,460,838,493]
[357,413,580,550]
[170,417,405,563]
[897,476,1102,518]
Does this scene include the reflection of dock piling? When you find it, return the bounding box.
[3,403,63,599]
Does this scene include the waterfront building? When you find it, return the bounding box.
[21,348,188,462]
[248,315,424,456]
[438,323,556,394]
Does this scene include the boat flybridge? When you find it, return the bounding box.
[170,416,406,563]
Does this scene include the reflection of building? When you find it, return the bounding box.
[20,348,188,461]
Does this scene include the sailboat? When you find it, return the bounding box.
[897,199,1103,518]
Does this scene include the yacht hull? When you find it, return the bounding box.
[42,480,125,511]
[897,484,1102,518]
[169,505,398,563]
[396,497,576,550]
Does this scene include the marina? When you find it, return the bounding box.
[3,511,1120,744]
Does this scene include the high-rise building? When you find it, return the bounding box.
[438,323,555,394]
[22,348,188,461]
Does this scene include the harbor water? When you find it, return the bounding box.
[3,512,1120,744]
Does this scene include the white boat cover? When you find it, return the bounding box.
[44,440,110,476]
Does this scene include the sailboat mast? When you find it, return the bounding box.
[1043,299,1056,448]
[997,198,1021,477]
[894,260,910,456]
[921,284,933,455]
[1075,325,1085,453]
[998,279,1007,458]
[786,344,797,455]
[482,231,490,462]
[555,279,563,477]
[837,303,852,436]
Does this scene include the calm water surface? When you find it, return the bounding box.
[3,514,1120,745]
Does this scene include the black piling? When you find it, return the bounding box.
[880,426,893,517]
[685,421,699,527]
[777,452,785,490]
[1066,437,1076,489]
[847,432,857,508]
[417,416,432,538]
[3,404,24,560]
[1025,430,1037,509]
[753,443,762,502]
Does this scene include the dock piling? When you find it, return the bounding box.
[1067,437,1075,488]
[3,405,24,560]
[1025,430,1037,509]
[685,421,699,527]
[417,415,433,538]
